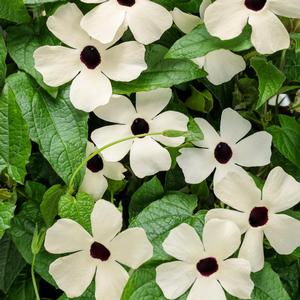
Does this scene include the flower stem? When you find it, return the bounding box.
[31,254,40,300]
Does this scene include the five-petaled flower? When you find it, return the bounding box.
[45,200,153,299]
[156,219,254,300]
[206,167,300,272]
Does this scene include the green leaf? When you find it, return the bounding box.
[186,117,204,142]
[129,177,164,221]
[0,0,30,24]
[25,0,64,3]
[153,0,201,13]
[250,57,286,109]
[267,115,300,169]
[6,72,88,186]
[185,87,213,113]
[58,192,95,233]
[166,24,252,59]
[283,50,300,82]
[25,181,47,203]
[112,45,206,94]
[0,87,31,183]
[58,283,95,300]
[0,33,6,88]
[0,202,15,239]
[130,192,205,261]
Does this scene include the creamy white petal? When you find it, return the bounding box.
[205,209,249,234]
[102,160,126,181]
[214,171,261,212]
[91,200,122,244]
[220,108,251,144]
[70,69,112,112]
[162,223,204,263]
[172,8,201,34]
[262,167,300,212]
[150,111,188,147]
[177,148,216,184]
[46,3,90,48]
[204,0,249,40]
[101,41,147,82]
[199,0,212,20]
[203,219,241,260]
[130,137,171,178]
[239,228,265,272]
[79,169,108,200]
[269,0,300,18]
[136,88,172,119]
[127,1,173,44]
[156,261,197,299]
[93,94,136,124]
[91,125,132,162]
[33,46,81,87]
[213,163,249,186]
[264,213,300,254]
[249,11,290,54]
[218,258,254,299]
[45,219,92,254]
[187,278,226,300]
[204,50,246,85]
[81,0,105,3]
[192,56,206,69]
[268,94,291,107]
[110,228,153,268]
[95,261,129,300]
[49,250,96,298]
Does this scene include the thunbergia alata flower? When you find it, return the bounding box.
[177,108,272,186]
[204,0,300,54]
[91,88,188,178]
[172,6,246,85]
[156,219,254,300]
[206,167,300,272]
[45,200,153,299]
[33,3,147,112]
[80,0,173,45]
[79,142,126,199]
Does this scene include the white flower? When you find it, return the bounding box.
[79,142,126,199]
[80,0,173,45]
[156,219,254,300]
[91,88,189,178]
[206,167,300,272]
[172,7,246,85]
[45,200,153,299]
[33,3,147,112]
[268,94,291,107]
[177,108,272,185]
[204,0,300,54]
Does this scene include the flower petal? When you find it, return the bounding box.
[49,251,96,298]
[162,223,204,263]
[177,148,216,184]
[264,213,300,254]
[150,111,189,147]
[262,167,300,212]
[127,1,173,44]
[47,3,90,48]
[214,171,261,212]
[249,11,290,54]
[33,46,81,87]
[220,108,251,144]
[93,94,136,124]
[199,0,212,20]
[218,258,254,299]
[269,0,300,19]
[110,228,153,268]
[156,261,197,299]
[70,69,112,112]
[95,261,129,300]
[101,41,147,82]
[45,219,92,254]
[91,125,132,162]
[80,2,126,44]
[204,0,249,40]
[172,8,201,34]
[91,200,123,244]
[103,160,126,181]
[239,228,264,272]
[130,137,171,178]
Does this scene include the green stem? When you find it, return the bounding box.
[31,254,40,300]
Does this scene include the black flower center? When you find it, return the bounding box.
[249,206,269,227]
[214,142,233,164]
[197,257,218,277]
[117,0,135,6]
[87,155,104,173]
[80,46,101,69]
[131,118,150,135]
[244,0,267,11]
[90,242,110,261]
